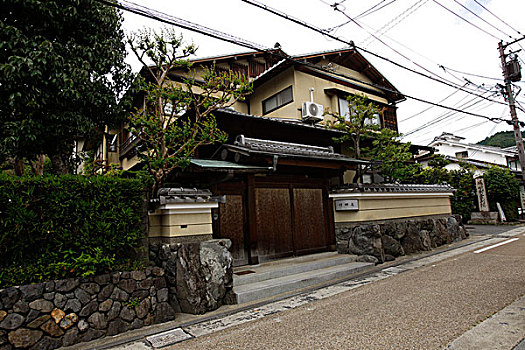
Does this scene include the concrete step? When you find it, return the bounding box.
[233,253,358,287]
[232,261,373,304]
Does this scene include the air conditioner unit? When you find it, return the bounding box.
[302,101,324,123]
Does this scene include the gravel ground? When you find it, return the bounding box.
[173,239,525,350]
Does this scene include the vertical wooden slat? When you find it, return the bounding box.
[292,188,328,254]
[255,187,294,261]
[216,195,248,266]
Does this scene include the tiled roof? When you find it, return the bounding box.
[227,135,368,164]
[216,108,344,134]
[330,183,455,193]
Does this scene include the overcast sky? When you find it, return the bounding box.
[121,0,525,146]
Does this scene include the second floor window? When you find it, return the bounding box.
[262,86,293,114]
[455,151,468,159]
[338,97,381,127]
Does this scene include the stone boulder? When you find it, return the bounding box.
[381,235,405,257]
[176,239,233,315]
[348,225,384,263]
[401,221,426,254]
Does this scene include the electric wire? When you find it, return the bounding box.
[97,0,512,124]
[451,0,514,40]
[355,19,502,90]
[472,0,521,36]
[404,91,498,136]
[399,83,467,122]
[360,0,429,47]
[354,0,398,20]
[431,0,501,40]
[241,0,511,110]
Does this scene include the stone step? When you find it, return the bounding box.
[233,253,358,287]
[232,261,373,305]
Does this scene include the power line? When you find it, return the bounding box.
[354,0,397,20]
[431,0,501,40]
[242,0,511,109]
[404,92,497,136]
[96,0,267,52]
[472,0,522,36]
[451,0,514,40]
[355,19,502,89]
[361,0,429,47]
[399,83,467,122]
[98,0,511,124]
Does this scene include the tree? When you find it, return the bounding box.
[127,28,253,195]
[484,166,520,220]
[370,128,421,183]
[327,94,382,181]
[0,0,133,174]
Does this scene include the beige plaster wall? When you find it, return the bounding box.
[249,67,296,118]
[148,203,217,238]
[331,193,453,223]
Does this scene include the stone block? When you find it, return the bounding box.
[7,328,42,348]
[63,299,81,314]
[19,284,44,302]
[79,301,98,317]
[26,315,50,330]
[1,288,20,309]
[30,335,62,350]
[50,309,65,324]
[87,312,107,330]
[98,299,113,312]
[80,283,100,295]
[29,300,53,313]
[13,301,29,314]
[40,319,64,337]
[74,289,91,305]
[97,284,114,302]
[106,319,129,337]
[0,313,24,330]
[54,279,79,293]
[62,328,79,347]
[59,313,77,330]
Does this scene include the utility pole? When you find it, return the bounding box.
[498,40,525,181]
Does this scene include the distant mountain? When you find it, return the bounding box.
[477,130,525,148]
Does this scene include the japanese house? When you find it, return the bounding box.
[104,47,405,266]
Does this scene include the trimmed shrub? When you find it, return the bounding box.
[0,174,149,287]
[484,166,520,221]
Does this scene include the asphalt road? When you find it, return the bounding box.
[171,228,525,350]
[466,224,521,236]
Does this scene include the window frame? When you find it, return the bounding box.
[262,86,294,115]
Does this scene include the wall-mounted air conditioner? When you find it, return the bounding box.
[302,101,324,123]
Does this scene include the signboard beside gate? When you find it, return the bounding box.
[335,199,359,211]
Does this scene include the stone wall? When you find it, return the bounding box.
[335,215,468,264]
[149,239,233,315]
[0,268,174,349]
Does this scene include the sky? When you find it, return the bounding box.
[120,0,525,146]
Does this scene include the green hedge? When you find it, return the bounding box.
[484,166,520,221]
[0,175,149,287]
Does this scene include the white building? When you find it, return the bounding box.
[422,133,520,175]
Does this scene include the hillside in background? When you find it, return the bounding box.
[477,130,525,148]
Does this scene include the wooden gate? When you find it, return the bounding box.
[213,177,334,266]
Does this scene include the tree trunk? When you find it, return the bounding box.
[14,157,24,176]
[50,153,69,175]
[31,155,46,176]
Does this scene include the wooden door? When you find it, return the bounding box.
[213,183,249,266]
[292,187,328,255]
[254,187,294,260]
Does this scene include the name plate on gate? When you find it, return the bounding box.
[335,199,359,211]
